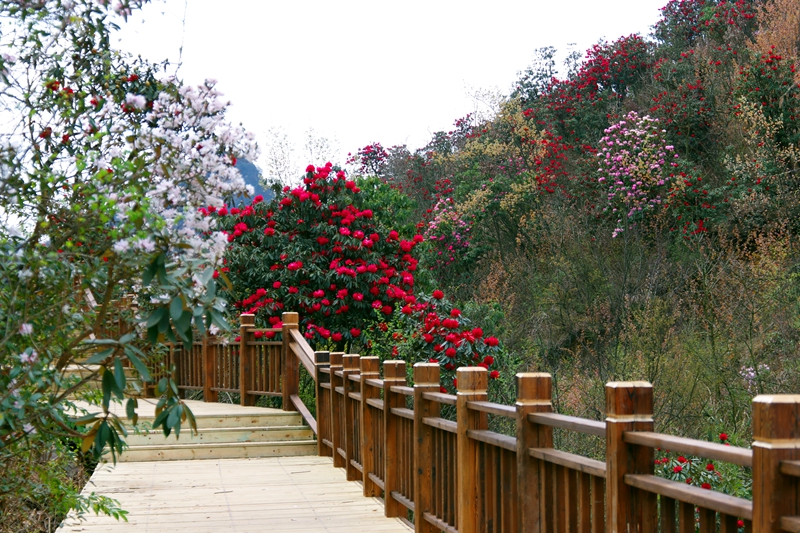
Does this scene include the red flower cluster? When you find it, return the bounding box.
[219,163,425,344]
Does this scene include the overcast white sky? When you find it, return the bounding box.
[116,0,668,174]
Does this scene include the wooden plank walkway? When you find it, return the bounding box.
[61,456,412,532]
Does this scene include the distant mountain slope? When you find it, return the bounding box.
[231,158,273,205]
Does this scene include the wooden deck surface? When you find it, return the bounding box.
[61,456,411,532]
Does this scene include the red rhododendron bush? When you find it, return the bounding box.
[212,164,502,385]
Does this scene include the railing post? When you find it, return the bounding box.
[605,381,656,533]
[360,356,380,498]
[171,342,184,398]
[342,354,360,482]
[457,366,488,533]
[203,334,217,402]
[516,373,553,532]
[238,313,255,406]
[414,362,440,533]
[752,395,800,532]
[329,352,345,469]
[314,351,331,457]
[383,360,407,519]
[280,312,300,411]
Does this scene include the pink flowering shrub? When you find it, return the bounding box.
[596,111,679,237]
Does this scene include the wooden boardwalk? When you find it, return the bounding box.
[61,401,410,532]
[61,456,412,532]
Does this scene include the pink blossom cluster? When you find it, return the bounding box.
[596,111,679,237]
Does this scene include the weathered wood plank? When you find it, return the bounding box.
[62,456,412,532]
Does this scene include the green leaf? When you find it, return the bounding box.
[176,310,192,336]
[158,311,171,333]
[184,404,198,435]
[208,308,229,331]
[125,398,137,422]
[145,307,165,328]
[142,257,158,287]
[169,296,183,322]
[70,413,100,426]
[125,346,152,383]
[147,325,159,345]
[167,404,180,432]
[114,358,126,392]
[101,369,114,410]
[200,267,213,285]
[85,347,114,364]
[194,314,206,337]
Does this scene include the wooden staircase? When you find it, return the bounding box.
[119,406,316,461]
[73,399,317,462]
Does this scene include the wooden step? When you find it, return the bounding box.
[124,425,313,446]
[61,364,137,379]
[113,439,318,462]
[136,412,306,429]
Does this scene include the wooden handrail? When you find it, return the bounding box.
[623,431,753,467]
[625,474,753,520]
[168,311,800,533]
[782,460,800,478]
[467,429,516,452]
[390,407,414,420]
[466,400,515,417]
[288,329,316,377]
[529,447,607,478]
[364,377,384,389]
[421,391,456,405]
[365,398,384,410]
[528,411,606,437]
[781,516,800,533]
[422,416,457,433]
[290,394,316,434]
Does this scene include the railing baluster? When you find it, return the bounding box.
[203,333,219,402]
[280,312,299,411]
[360,356,380,497]
[238,313,255,406]
[383,360,407,519]
[456,366,488,533]
[414,362,440,533]
[314,351,331,457]
[342,354,360,482]
[329,352,344,469]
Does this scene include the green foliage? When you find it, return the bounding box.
[0,0,257,527]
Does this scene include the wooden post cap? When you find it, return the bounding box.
[413,362,440,385]
[314,351,330,364]
[457,366,488,393]
[606,381,653,420]
[360,356,379,375]
[240,313,255,326]
[384,360,406,380]
[330,352,344,366]
[516,373,552,403]
[281,311,299,327]
[753,395,800,443]
[343,354,360,371]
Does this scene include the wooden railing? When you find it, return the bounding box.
[151,311,800,533]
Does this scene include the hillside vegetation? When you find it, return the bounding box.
[342,0,800,444]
